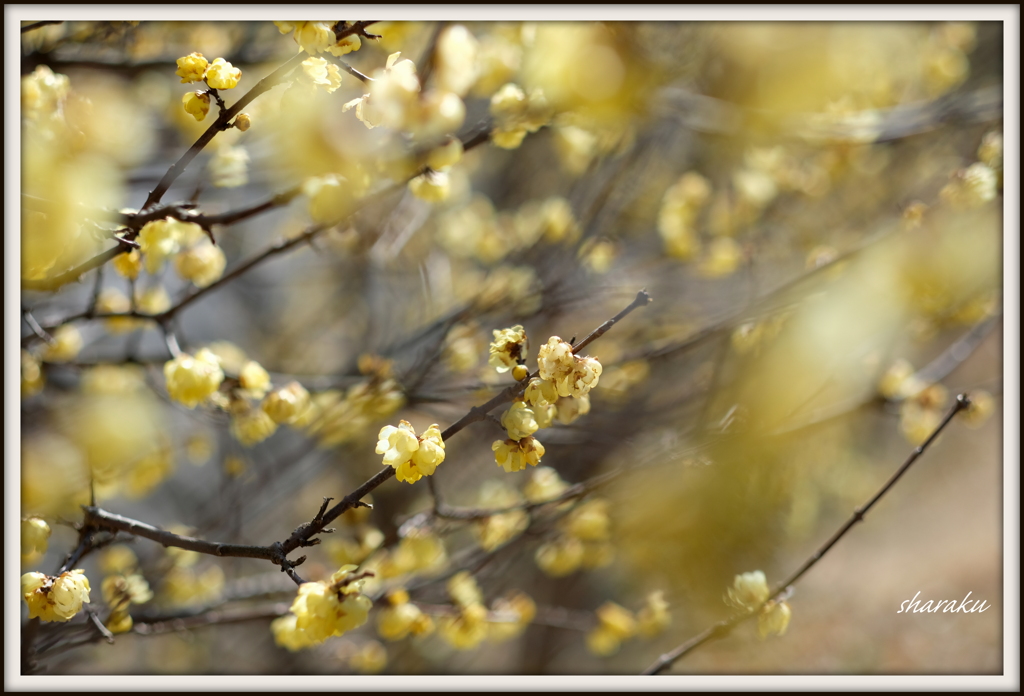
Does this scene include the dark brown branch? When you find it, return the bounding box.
[131,604,290,636]
[22,20,63,34]
[642,394,973,675]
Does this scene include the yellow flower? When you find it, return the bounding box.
[492,436,545,473]
[426,138,464,171]
[939,162,998,210]
[963,390,996,428]
[435,25,479,97]
[523,466,569,504]
[376,421,445,484]
[22,570,92,622]
[637,591,671,638]
[292,21,335,55]
[302,173,354,225]
[41,324,83,363]
[564,498,610,541]
[758,599,792,639]
[524,377,559,408]
[500,401,539,441]
[174,241,226,288]
[21,517,52,557]
[290,566,373,643]
[555,394,590,425]
[535,535,584,577]
[537,335,575,385]
[488,591,536,642]
[238,360,271,395]
[182,90,210,122]
[205,57,241,90]
[489,325,528,373]
[271,614,319,651]
[138,218,203,273]
[437,603,489,650]
[230,404,278,447]
[262,381,311,424]
[300,56,343,94]
[408,170,451,203]
[175,52,209,83]
[586,601,636,656]
[377,593,429,641]
[349,640,388,674]
[233,113,252,131]
[726,570,770,612]
[112,249,142,280]
[164,348,225,409]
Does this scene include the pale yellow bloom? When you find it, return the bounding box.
[290,566,373,643]
[41,324,83,363]
[492,436,545,473]
[303,173,353,224]
[376,421,445,484]
[488,591,536,642]
[963,390,996,428]
[408,170,450,203]
[426,138,463,171]
[524,377,559,408]
[205,58,241,90]
[940,162,998,209]
[182,90,210,122]
[174,241,226,288]
[21,517,51,557]
[22,570,91,622]
[300,56,343,93]
[271,614,319,651]
[564,498,610,541]
[500,401,539,441]
[535,535,583,577]
[435,25,479,97]
[262,381,311,424]
[238,360,271,395]
[489,325,528,373]
[112,249,142,280]
[523,466,570,504]
[164,348,225,409]
[349,640,388,674]
[175,52,208,83]
[726,570,770,612]
[758,599,792,639]
[637,591,671,638]
[230,405,278,446]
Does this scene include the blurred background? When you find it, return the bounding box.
[19,20,1004,676]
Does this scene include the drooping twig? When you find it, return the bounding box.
[641,393,973,675]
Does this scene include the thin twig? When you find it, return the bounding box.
[641,394,973,675]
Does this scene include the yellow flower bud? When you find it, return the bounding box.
[22,517,52,557]
[758,599,792,639]
[726,570,770,612]
[174,242,226,288]
[233,113,252,131]
[41,324,83,363]
[112,249,143,280]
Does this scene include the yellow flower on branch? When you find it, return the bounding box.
[205,58,241,90]
[376,421,445,484]
[175,52,209,83]
[182,90,210,122]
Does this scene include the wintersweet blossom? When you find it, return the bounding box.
[164,349,225,408]
[175,52,209,83]
[182,90,210,122]
[500,401,539,441]
[22,570,91,622]
[288,565,373,645]
[205,58,241,90]
[726,570,770,611]
[758,599,792,639]
[376,421,445,484]
[489,325,528,373]
[492,436,545,473]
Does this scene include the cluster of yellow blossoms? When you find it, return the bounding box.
[725,570,792,639]
[274,21,362,57]
[272,565,373,651]
[376,421,446,484]
[877,359,995,445]
[586,592,671,657]
[535,497,614,577]
[488,330,603,474]
[175,53,242,122]
[21,570,91,622]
